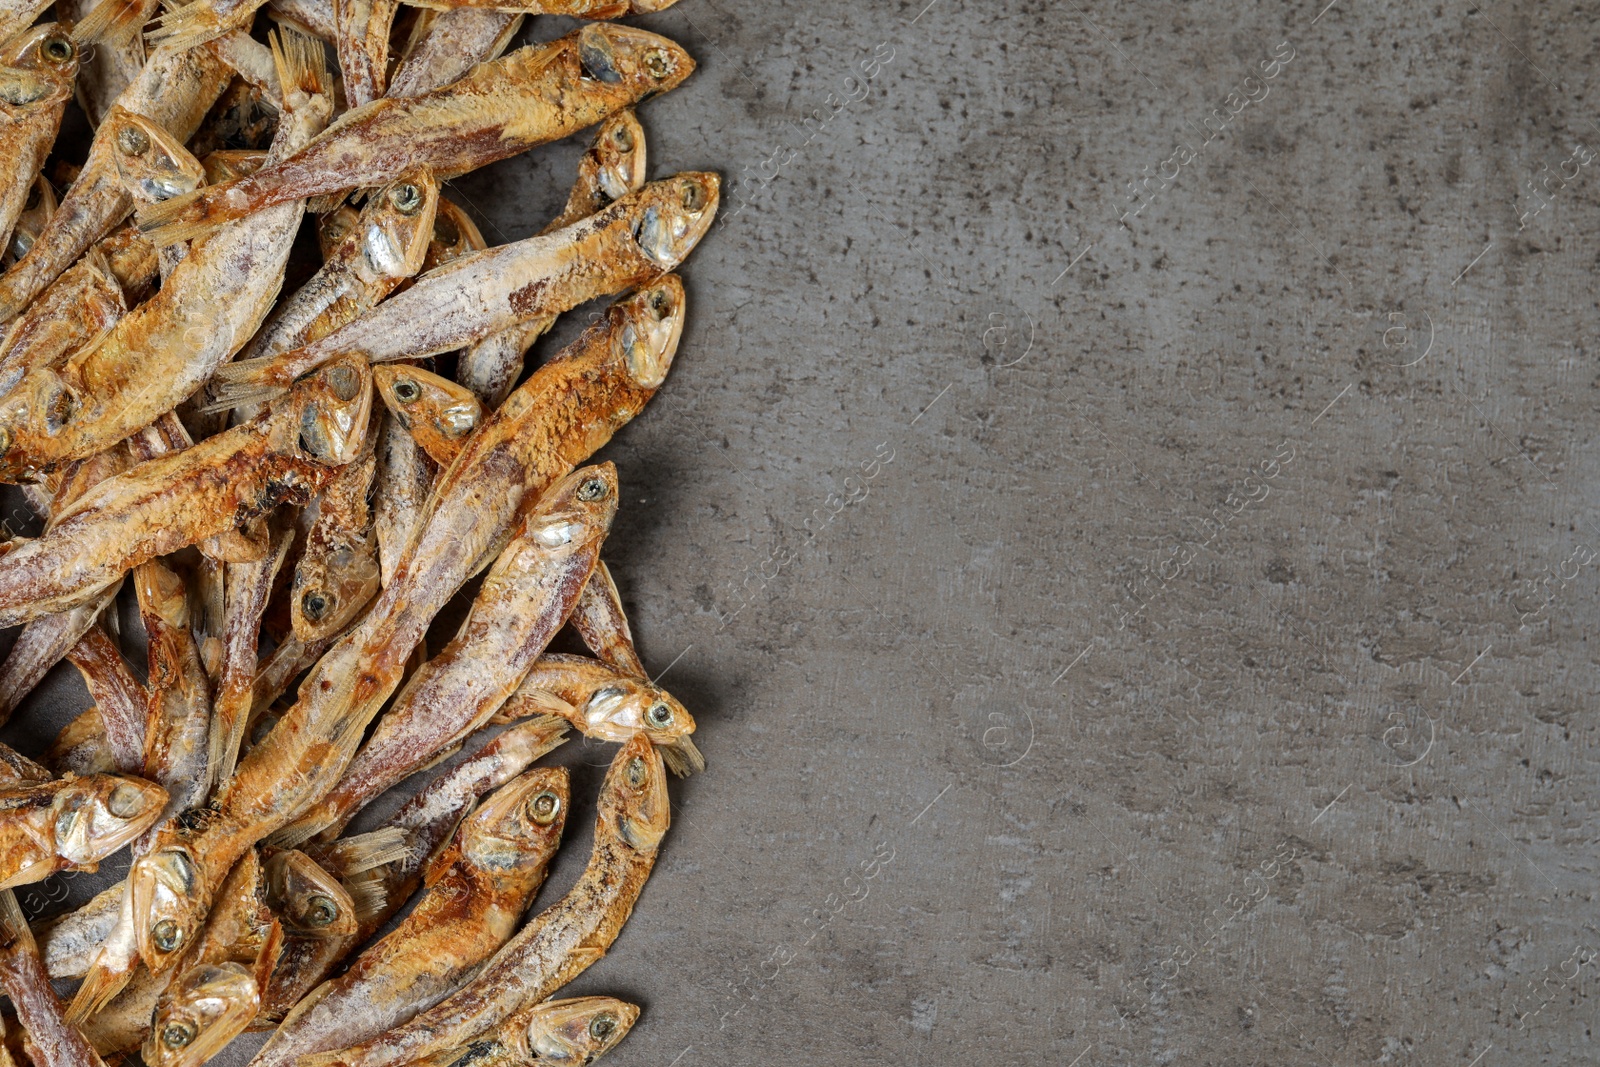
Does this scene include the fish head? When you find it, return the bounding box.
[422,197,487,272]
[587,109,648,204]
[577,23,693,96]
[107,108,206,205]
[293,356,373,466]
[53,774,168,865]
[630,173,719,270]
[511,997,640,1065]
[459,767,571,870]
[515,461,619,555]
[353,170,440,284]
[131,846,208,972]
[373,365,481,447]
[597,734,669,853]
[576,678,703,776]
[0,365,87,480]
[0,24,78,106]
[605,274,685,395]
[316,204,361,260]
[290,541,380,643]
[263,850,356,938]
[143,962,259,1067]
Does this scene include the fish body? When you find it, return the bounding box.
[0,354,372,626]
[0,773,166,888]
[280,464,614,843]
[140,25,694,245]
[136,560,214,836]
[306,735,667,1067]
[570,561,646,677]
[0,27,80,267]
[251,768,569,1067]
[385,8,522,100]
[0,889,111,1067]
[289,415,380,643]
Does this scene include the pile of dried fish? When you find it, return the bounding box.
[0,0,714,1062]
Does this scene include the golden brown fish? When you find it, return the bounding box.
[304,735,668,1067]
[569,561,646,677]
[139,25,694,245]
[372,365,481,466]
[288,415,380,643]
[136,559,214,836]
[496,653,701,774]
[0,27,79,263]
[0,773,166,888]
[371,411,433,587]
[209,525,293,789]
[384,8,521,99]
[449,997,639,1067]
[254,847,360,1023]
[0,889,110,1067]
[65,618,148,773]
[3,174,54,266]
[277,463,614,844]
[251,768,569,1067]
[207,174,714,402]
[0,354,372,627]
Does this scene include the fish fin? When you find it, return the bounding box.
[315,828,411,876]
[72,0,152,46]
[0,889,34,955]
[135,186,224,246]
[490,691,576,726]
[196,359,290,412]
[146,0,226,52]
[662,734,705,778]
[0,858,57,890]
[66,955,135,1021]
[269,25,331,99]
[341,869,386,925]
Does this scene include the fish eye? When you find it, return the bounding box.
[300,590,331,621]
[589,1014,617,1041]
[647,289,672,320]
[305,894,339,926]
[108,782,149,818]
[117,125,150,156]
[646,702,673,728]
[152,919,184,952]
[161,1022,196,1049]
[42,36,74,63]
[322,219,349,244]
[679,180,705,212]
[392,378,421,403]
[611,126,634,152]
[44,385,77,432]
[625,757,646,788]
[643,48,670,79]
[576,478,608,502]
[0,426,10,455]
[527,792,560,825]
[389,183,423,214]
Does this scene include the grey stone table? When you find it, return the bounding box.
[5,1,1597,1065]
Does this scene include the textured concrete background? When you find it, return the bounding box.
[5,1,1600,1065]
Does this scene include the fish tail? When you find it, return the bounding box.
[662,733,705,777]
[0,889,34,956]
[269,25,331,99]
[145,0,225,51]
[135,186,225,246]
[71,0,154,46]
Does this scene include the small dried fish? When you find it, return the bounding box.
[0,42,230,324]
[136,560,214,834]
[409,0,674,14]
[372,365,481,466]
[0,773,166,888]
[371,411,433,587]
[39,882,124,979]
[210,526,294,788]
[569,561,646,677]
[279,463,614,843]
[140,25,695,244]
[334,0,400,106]
[3,175,55,266]
[65,618,148,773]
[497,653,700,774]
[288,416,379,643]
[0,889,110,1067]
[459,108,647,406]
[208,174,713,401]
[237,171,438,367]
[251,768,569,1067]
[305,735,668,1067]
[0,27,79,263]
[452,996,639,1067]
[254,848,359,1022]
[0,354,372,626]
[0,34,332,475]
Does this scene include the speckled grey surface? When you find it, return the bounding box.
[3,1,1599,1065]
